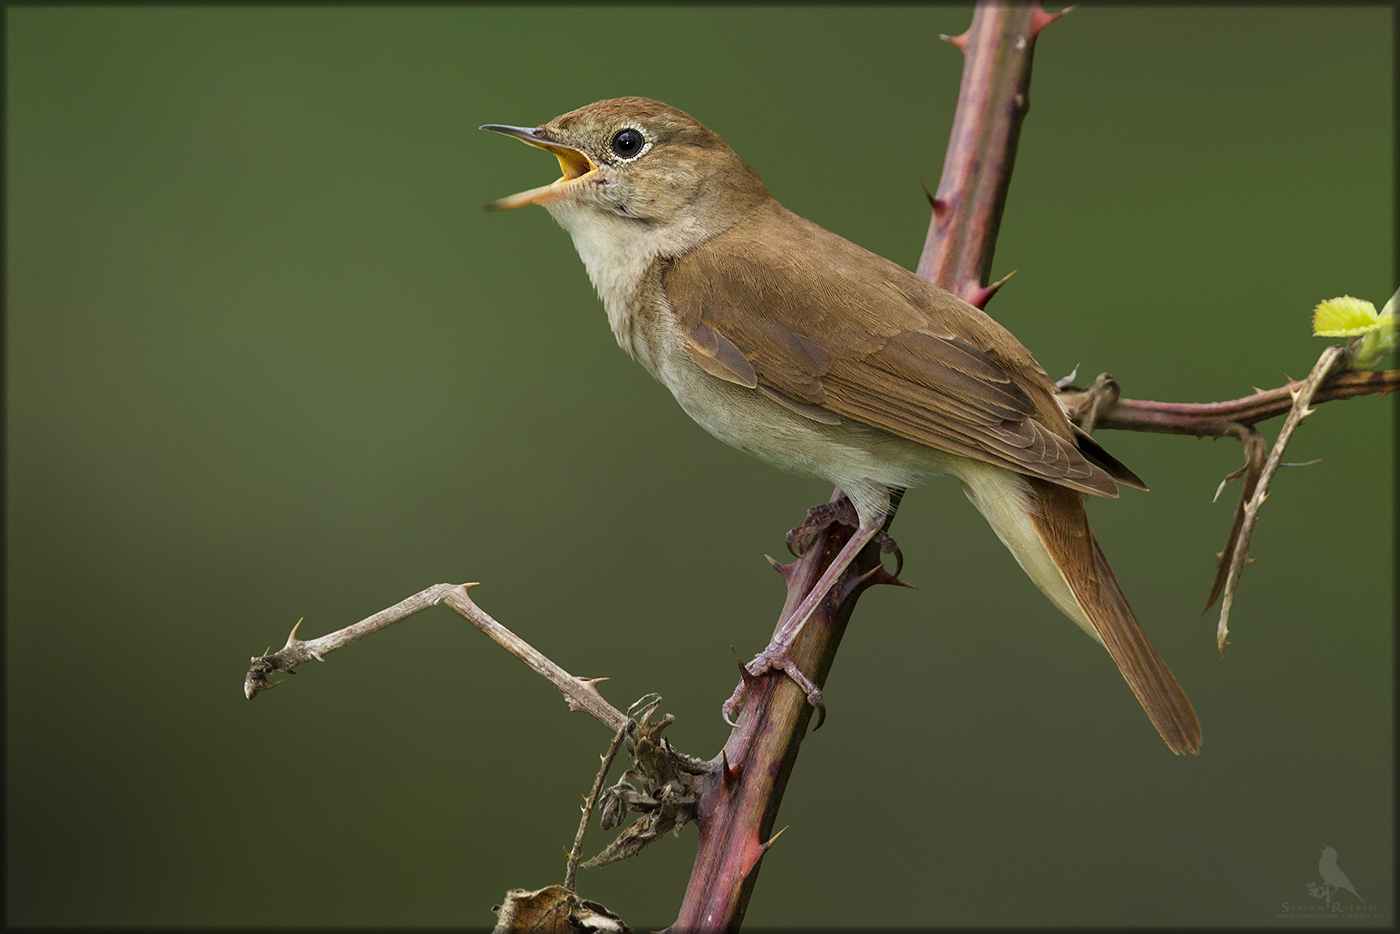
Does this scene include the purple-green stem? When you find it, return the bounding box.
[668,4,1059,929]
[1073,369,1397,436]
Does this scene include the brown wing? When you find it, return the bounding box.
[664,200,1123,497]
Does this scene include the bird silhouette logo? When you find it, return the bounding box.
[1316,845,1365,907]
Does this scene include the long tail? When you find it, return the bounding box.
[961,466,1202,755]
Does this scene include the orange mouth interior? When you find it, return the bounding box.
[486,136,598,211]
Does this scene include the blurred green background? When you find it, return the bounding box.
[6,5,1392,928]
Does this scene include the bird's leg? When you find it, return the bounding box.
[723,518,886,726]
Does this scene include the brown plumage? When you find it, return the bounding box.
[665,199,1142,498]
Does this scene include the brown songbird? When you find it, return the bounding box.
[484,97,1201,754]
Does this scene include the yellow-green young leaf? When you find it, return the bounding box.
[1312,295,1379,337]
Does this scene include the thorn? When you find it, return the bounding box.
[1252,386,1266,395]
[721,749,741,786]
[1280,458,1324,468]
[987,268,1017,297]
[965,271,1016,309]
[1300,406,1317,419]
[1245,556,1256,565]
[287,617,304,643]
[1261,490,1271,502]
[1214,549,1224,560]
[262,645,272,657]
[764,553,798,582]
[849,563,917,595]
[1030,3,1077,39]
[919,178,948,215]
[308,648,325,662]
[1055,364,1081,390]
[1211,478,1229,503]
[761,825,789,853]
[939,30,969,52]
[732,648,759,688]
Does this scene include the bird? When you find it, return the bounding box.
[483,97,1201,754]
[1319,846,1364,905]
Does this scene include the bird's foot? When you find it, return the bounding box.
[785,499,858,557]
[722,644,826,730]
[785,500,903,577]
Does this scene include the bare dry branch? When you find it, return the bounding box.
[439,585,629,732]
[244,583,459,699]
[245,582,629,733]
[566,719,631,892]
[1212,345,1348,655]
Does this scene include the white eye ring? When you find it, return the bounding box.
[609,125,651,161]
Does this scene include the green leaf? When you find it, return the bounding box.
[1311,291,1396,370]
[1312,295,1379,337]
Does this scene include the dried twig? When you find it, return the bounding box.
[565,719,631,892]
[244,583,459,699]
[245,582,629,733]
[440,585,629,732]
[1210,345,1348,655]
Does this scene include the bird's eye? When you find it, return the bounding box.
[610,128,645,159]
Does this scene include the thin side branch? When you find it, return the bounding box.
[244,583,459,698]
[440,585,629,732]
[245,582,629,733]
[1212,345,1347,656]
[1059,367,1399,436]
[565,720,629,892]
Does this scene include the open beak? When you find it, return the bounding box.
[481,125,599,211]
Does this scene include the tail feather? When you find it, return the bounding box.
[960,463,1201,755]
[1026,478,1201,755]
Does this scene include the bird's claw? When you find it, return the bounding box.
[874,529,904,579]
[721,647,825,729]
[785,499,861,557]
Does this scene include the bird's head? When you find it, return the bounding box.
[483,98,769,249]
